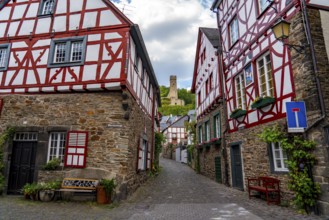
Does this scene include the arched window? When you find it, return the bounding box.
[39,0,55,15]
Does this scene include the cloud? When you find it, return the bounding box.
[111,0,217,88]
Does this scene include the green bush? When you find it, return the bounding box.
[99,178,116,198]
[43,158,61,170]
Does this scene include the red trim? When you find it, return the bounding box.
[64,131,88,168]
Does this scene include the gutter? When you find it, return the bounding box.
[300,0,326,132]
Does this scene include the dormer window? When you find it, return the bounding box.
[0,44,11,71]
[48,36,87,68]
[39,0,55,16]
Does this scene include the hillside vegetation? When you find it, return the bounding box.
[158,86,195,116]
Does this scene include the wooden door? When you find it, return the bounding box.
[8,141,37,194]
[231,144,244,190]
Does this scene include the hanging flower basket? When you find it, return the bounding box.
[230,109,247,119]
[211,138,221,145]
[251,96,276,109]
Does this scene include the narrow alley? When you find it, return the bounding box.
[1,158,328,220]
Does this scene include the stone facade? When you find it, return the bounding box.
[167,75,185,106]
[0,91,153,201]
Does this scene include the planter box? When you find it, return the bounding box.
[230,109,247,119]
[251,97,276,109]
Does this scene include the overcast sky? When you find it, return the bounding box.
[111,0,217,89]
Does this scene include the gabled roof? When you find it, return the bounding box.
[0,0,10,10]
[200,27,219,48]
[191,27,219,93]
[162,115,189,132]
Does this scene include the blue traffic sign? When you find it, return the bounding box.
[286,102,307,132]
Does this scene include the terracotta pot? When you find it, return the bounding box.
[24,193,30,200]
[96,186,111,204]
[39,190,55,202]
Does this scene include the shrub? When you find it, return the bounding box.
[43,158,61,170]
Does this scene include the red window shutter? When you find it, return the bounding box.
[64,131,88,168]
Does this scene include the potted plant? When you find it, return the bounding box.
[97,178,116,204]
[22,183,39,200]
[251,96,276,109]
[230,108,247,119]
[39,180,61,202]
[43,158,61,170]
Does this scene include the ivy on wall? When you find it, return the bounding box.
[0,127,15,194]
[259,125,320,213]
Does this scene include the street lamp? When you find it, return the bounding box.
[271,19,305,53]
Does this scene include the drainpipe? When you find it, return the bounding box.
[300,0,326,132]
[212,7,230,187]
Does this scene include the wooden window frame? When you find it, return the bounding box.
[64,131,88,168]
[0,43,11,71]
[269,142,289,172]
[205,120,210,142]
[234,73,246,109]
[47,132,66,164]
[38,0,57,17]
[256,52,274,97]
[228,16,239,48]
[48,36,87,68]
[213,113,221,138]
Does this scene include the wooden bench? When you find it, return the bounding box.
[58,178,99,200]
[247,176,280,205]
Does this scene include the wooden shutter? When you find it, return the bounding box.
[64,131,88,168]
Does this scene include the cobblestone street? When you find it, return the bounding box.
[1,158,328,220]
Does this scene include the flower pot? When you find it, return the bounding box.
[24,193,30,200]
[230,109,247,119]
[251,97,276,109]
[39,190,55,202]
[96,186,111,204]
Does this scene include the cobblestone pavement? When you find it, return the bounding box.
[1,158,329,220]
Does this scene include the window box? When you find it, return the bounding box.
[230,109,247,119]
[211,137,221,145]
[251,96,275,109]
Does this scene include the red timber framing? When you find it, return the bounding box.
[0,0,159,119]
[191,28,222,120]
[212,0,315,132]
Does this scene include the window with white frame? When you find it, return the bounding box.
[270,142,288,172]
[47,132,66,163]
[229,16,239,46]
[214,114,221,138]
[38,0,55,16]
[257,53,274,97]
[0,44,10,71]
[258,0,271,13]
[48,36,87,68]
[138,139,148,171]
[205,121,210,142]
[235,73,246,109]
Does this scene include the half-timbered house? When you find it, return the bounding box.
[0,0,160,201]
[211,0,329,214]
[191,27,225,183]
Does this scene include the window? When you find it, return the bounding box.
[0,0,10,10]
[38,0,55,16]
[235,73,246,109]
[0,44,10,71]
[270,143,288,172]
[198,91,201,106]
[14,132,38,141]
[47,132,66,163]
[198,125,203,143]
[214,114,221,138]
[48,36,87,68]
[209,72,213,91]
[258,0,271,14]
[65,131,88,168]
[257,53,274,97]
[229,16,239,46]
[206,79,209,96]
[205,121,210,142]
[138,139,149,171]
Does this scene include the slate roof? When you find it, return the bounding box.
[199,27,219,48]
